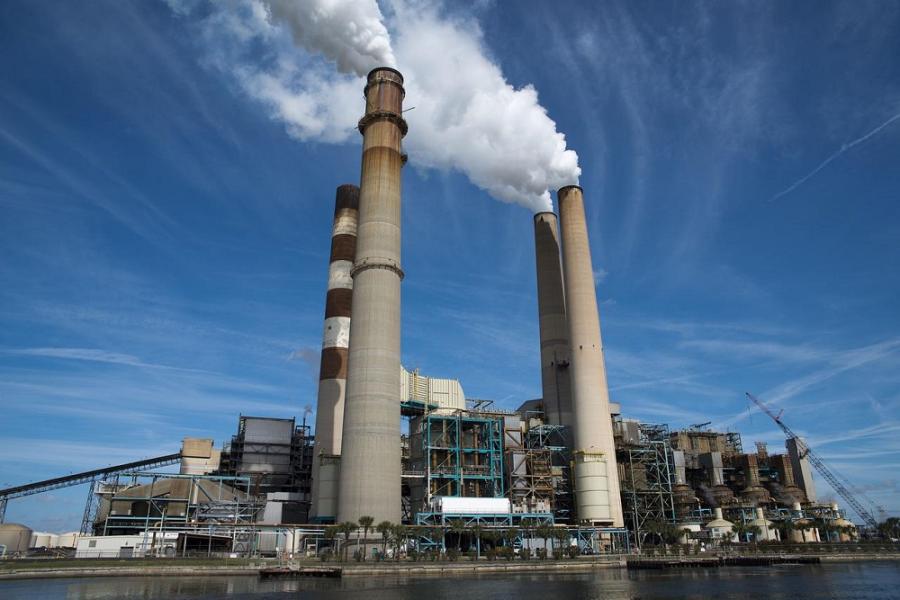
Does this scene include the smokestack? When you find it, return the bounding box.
[557,185,624,527]
[310,184,359,521]
[337,67,407,524]
[533,212,573,427]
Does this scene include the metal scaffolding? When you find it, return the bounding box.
[523,423,572,522]
[617,423,677,546]
[410,413,505,501]
[93,471,262,539]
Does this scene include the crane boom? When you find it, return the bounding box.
[745,392,880,530]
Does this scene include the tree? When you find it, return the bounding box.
[775,519,794,543]
[731,521,750,543]
[520,518,536,552]
[339,522,356,562]
[471,525,483,559]
[536,525,552,555]
[552,528,569,558]
[376,521,393,558]
[358,516,374,560]
[877,517,900,540]
[450,519,466,552]
[323,526,337,560]
[392,524,408,561]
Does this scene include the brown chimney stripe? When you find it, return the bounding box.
[330,234,357,263]
[319,346,349,380]
[334,184,360,213]
[325,287,353,318]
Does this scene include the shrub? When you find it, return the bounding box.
[447,549,459,562]
[520,548,532,561]
[536,548,548,560]
[567,546,579,559]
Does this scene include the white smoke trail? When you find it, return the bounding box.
[771,111,900,202]
[167,0,579,212]
[262,0,395,75]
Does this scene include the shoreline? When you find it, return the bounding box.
[1,554,898,581]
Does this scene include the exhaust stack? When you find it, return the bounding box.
[337,67,407,524]
[310,184,359,521]
[557,185,624,527]
[533,212,573,427]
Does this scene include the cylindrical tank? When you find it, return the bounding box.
[30,532,54,548]
[338,67,407,525]
[0,523,33,554]
[557,185,623,527]
[751,507,778,541]
[704,507,737,542]
[56,532,81,548]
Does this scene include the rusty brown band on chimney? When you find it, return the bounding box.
[330,234,357,263]
[320,346,349,380]
[324,287,353,318]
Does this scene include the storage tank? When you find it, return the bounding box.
[30,532,55,548]
[56,532,81,548]
[0,523,33,555]
[750,507,778,541]
[704,508,737,542]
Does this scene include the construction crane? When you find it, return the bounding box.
[745,392,882,531]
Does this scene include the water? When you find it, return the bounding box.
[1,563,898,599]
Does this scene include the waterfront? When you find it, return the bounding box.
[1,562,898,599]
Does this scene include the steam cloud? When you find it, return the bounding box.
[168,0,580,212]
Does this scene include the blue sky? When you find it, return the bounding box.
[1,1,898,531]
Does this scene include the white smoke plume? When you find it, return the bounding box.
[262,0,396,76]
[168,0,580,212]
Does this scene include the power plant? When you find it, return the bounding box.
[0,67,879,560]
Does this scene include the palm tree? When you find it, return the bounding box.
[520,518,535,552]
[471,525,483,559]
[450,519,466,552]
[392,524,408,561]
[878,517,900,540]
[731,521,750,543]
[775,519,794,543]
[376,520,393,558]
[323,525,337,560]
[536,525,552,555]
[358,516,374,560]
[553,528,569,557]
[339,521,356,562]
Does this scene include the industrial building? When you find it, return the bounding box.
[0,66,872,559]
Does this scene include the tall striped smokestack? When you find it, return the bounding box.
[533,212,573,427]
[310,184,359,521]
[337,67,406,524]
[557,185,624,527]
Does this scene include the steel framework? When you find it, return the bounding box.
[411,413,505,502]
[617,423,677,547]
[524,423,573,522]
[94,471,261,538]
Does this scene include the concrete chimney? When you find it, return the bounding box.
[557,185,624,527]
[310,184,359,521]
[533,212,573,427]
[337,67,407,524]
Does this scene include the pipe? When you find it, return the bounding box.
[557,185,624,527]
[310,184,359,521]
[533,212,573,428]
[337,67,407,524]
